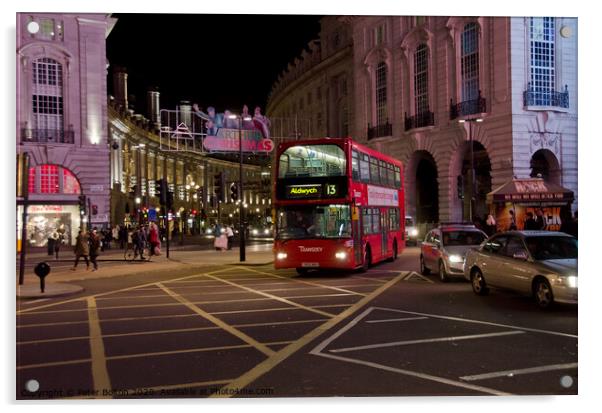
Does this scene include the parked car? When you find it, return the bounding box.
[405,216,419,245]
[420,223,488,282]
[464,231,578,309]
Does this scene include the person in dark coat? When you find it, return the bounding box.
[534,208,546,230]
[72,230,90,271]
[89,228,101,271]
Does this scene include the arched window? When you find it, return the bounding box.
[461,23,479,102]
[375,61,388,126]
[414,44,429,115]
[32,58,64,133]
[28,165,81,194]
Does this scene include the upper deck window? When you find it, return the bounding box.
[279,144,346,178]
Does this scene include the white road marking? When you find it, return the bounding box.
[24,298,50,305]
[365,316,429,324]
[309,307,512,396]
[314,351,513,396]
[403,271,434,283]
[371,307,578,338]
[460,362,578,382]
[329,331,524,353]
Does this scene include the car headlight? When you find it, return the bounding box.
[252,229,258,235]
[566,275,578,288]
[276,252,287,260]
[335,251,347,260]
[410,228,419,237]
[448,254,463,263]
[206,229,212,234]
[264,228,270,235]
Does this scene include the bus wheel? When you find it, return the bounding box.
[361,246,372,272]
[296,268,309,275]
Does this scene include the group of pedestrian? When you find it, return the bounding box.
[129,222,161,260]
[476,207,578,239]
[213,223,235,251]
[71,227,101,271]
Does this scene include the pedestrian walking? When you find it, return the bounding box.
[112,225,120,249]
[148,222,160,256]
[72,230,90,271]
[119,225,128,249]
[134,226,147,260]
[89,228,101,271]
[485,214,497,236]
[226,225,234,250]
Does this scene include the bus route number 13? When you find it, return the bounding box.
[326,184,337,196]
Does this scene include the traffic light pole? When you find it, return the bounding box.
[18,152,29,286]
[239,119,246,262]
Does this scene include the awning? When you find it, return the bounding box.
[487,178,574,204]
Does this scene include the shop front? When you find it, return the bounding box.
[487,178,574,232]
[17,203,82,249]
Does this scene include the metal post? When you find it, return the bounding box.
[164,211,170,258]
[87,197,92,231]
[469,120,474,221]
[18,152,29,285]
[239,118,246,262]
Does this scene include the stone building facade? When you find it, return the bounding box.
[108,68,270,232]
[16,13,115,247]
[351,16,578,223]
[266,16,354,140]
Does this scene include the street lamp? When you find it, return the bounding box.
[458,118,483,221]
[229,113,253,262]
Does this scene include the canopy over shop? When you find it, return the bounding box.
[487,178,574,232]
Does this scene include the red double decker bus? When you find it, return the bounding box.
[273,137,405,273]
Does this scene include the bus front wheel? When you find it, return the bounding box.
[296,268,309,275]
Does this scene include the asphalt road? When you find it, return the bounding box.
[16,246,577,399]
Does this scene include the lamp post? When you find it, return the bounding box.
[229,113,252,262]
[458,118,483,221]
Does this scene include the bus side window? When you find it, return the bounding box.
[394,166,401,188]
[360,153,370,183]
[352,150,360,181]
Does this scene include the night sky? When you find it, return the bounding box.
[106,13,323,116]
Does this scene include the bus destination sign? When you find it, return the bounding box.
[284,182,343,200]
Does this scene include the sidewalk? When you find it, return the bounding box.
[16,244,274,298]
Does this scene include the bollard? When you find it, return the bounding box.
[34,262,51,293]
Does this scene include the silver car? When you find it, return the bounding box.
[420,224,488,282]
[464,231,578,308]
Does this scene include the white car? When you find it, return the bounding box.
[405,216,419,245]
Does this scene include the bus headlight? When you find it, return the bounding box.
[335,251,347,260]
[448,254,463,263]
[276,252,287,260]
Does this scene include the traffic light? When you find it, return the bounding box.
[213,172,225,202]
[92,205,98,215]
[166,191,174,210]
[457,175,464,199]
[230,183,239,202]
[155,179,168,205]
[78,195,86,211]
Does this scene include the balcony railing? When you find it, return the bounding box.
[523,84,569,108]
[367,121,392,140]
[404,111,435,131]
[450,91,487,120]
[21,128,75,144]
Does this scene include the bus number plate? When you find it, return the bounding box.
[301,262,320,268]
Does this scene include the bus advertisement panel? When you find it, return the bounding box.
[273,138,404,273]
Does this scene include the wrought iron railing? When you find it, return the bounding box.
[404,111,435,131]
[450,91,487,120]
[367,121,392,140]
[523,84,569,108]
[21,128,75,144]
